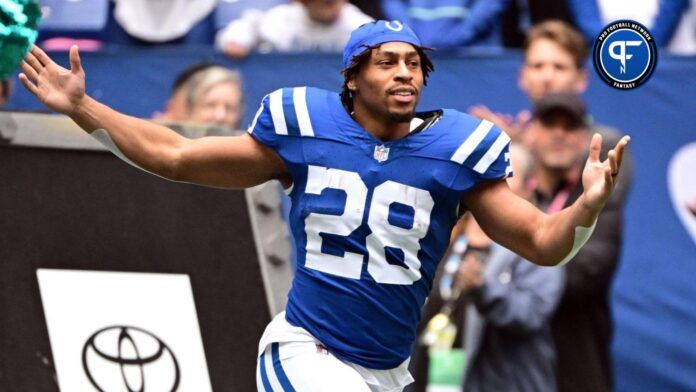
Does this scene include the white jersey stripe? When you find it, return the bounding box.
[248,99,265,134]
[473,131,511,174]
[293,87,315,137]
[450,119,494,164]
[256,358,266,392]
[263,346,284,392]
[269,89,288,135]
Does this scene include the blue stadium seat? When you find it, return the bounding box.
[214,0,288,30]
[39,0,109,37]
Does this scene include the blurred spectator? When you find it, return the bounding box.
[110,0,217,44]
[501,0,575,47]
[534,94,628,392]
[528,93,624,391]
[186,66,244,129]
[405,144,548,392]
[519,20,588,102]
[215,0,373,60]
[471,21,632,194]
[517,24,632,392]
[406,222,469,392]
[0,79,11,108]
[381,0,507,48]
[156,65,244,130]
[515,20,634,196]
[468,21,633,392]
[569,0,696,55]
[470,20,590,143]
[350,0,384,19]
[154,63,216,123]
[459,141,565,392]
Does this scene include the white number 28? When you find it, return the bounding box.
[303,165,434,285]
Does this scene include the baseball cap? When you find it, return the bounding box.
[532,93,591,129]
[343,20,423,69]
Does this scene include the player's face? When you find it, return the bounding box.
[350,42,424,123]
[520,38,588,102]
[528,116,589,171]
[189,81,243,129]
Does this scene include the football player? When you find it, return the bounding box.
[19,20,629,392]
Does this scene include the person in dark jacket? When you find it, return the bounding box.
[459,130,563,392]
[467,21,632,392]
[528,92,630,392]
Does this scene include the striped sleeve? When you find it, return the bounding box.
[247,87,316,149]
[450,119,513,185]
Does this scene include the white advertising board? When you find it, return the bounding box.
[37,269,212,391]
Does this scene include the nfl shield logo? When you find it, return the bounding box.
[374,145,390,162]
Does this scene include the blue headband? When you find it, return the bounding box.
[342,20,422,69]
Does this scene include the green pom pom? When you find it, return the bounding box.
[0,0,41,80]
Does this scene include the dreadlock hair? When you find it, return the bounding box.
[340,44,435,113]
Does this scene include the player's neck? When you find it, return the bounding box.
[351,101,412,141]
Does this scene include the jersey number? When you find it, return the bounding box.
[304,165,434,285]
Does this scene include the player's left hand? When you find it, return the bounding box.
[581,133,631,212]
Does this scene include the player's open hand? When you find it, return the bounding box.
[19,45,86,116]
[581,133,631,212]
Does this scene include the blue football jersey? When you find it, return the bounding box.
[248,87,511,369]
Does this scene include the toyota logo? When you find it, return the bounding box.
[82,326,180,392]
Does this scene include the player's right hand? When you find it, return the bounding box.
[19,45,86,116]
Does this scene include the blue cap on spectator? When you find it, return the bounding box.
[342,20,422,69]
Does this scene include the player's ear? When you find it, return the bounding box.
[347,79,357,92]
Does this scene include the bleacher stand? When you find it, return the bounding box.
[381,0,508,48]
[38,0,229,48]
[38,0,109,51]
[106,0,218,45]
[36,0,382,51]
[214,0,373,59]
[213,0,288,32]
[568,0,696,55]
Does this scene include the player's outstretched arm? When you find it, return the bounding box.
[463,133,630,266]
[19,45,289,189]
